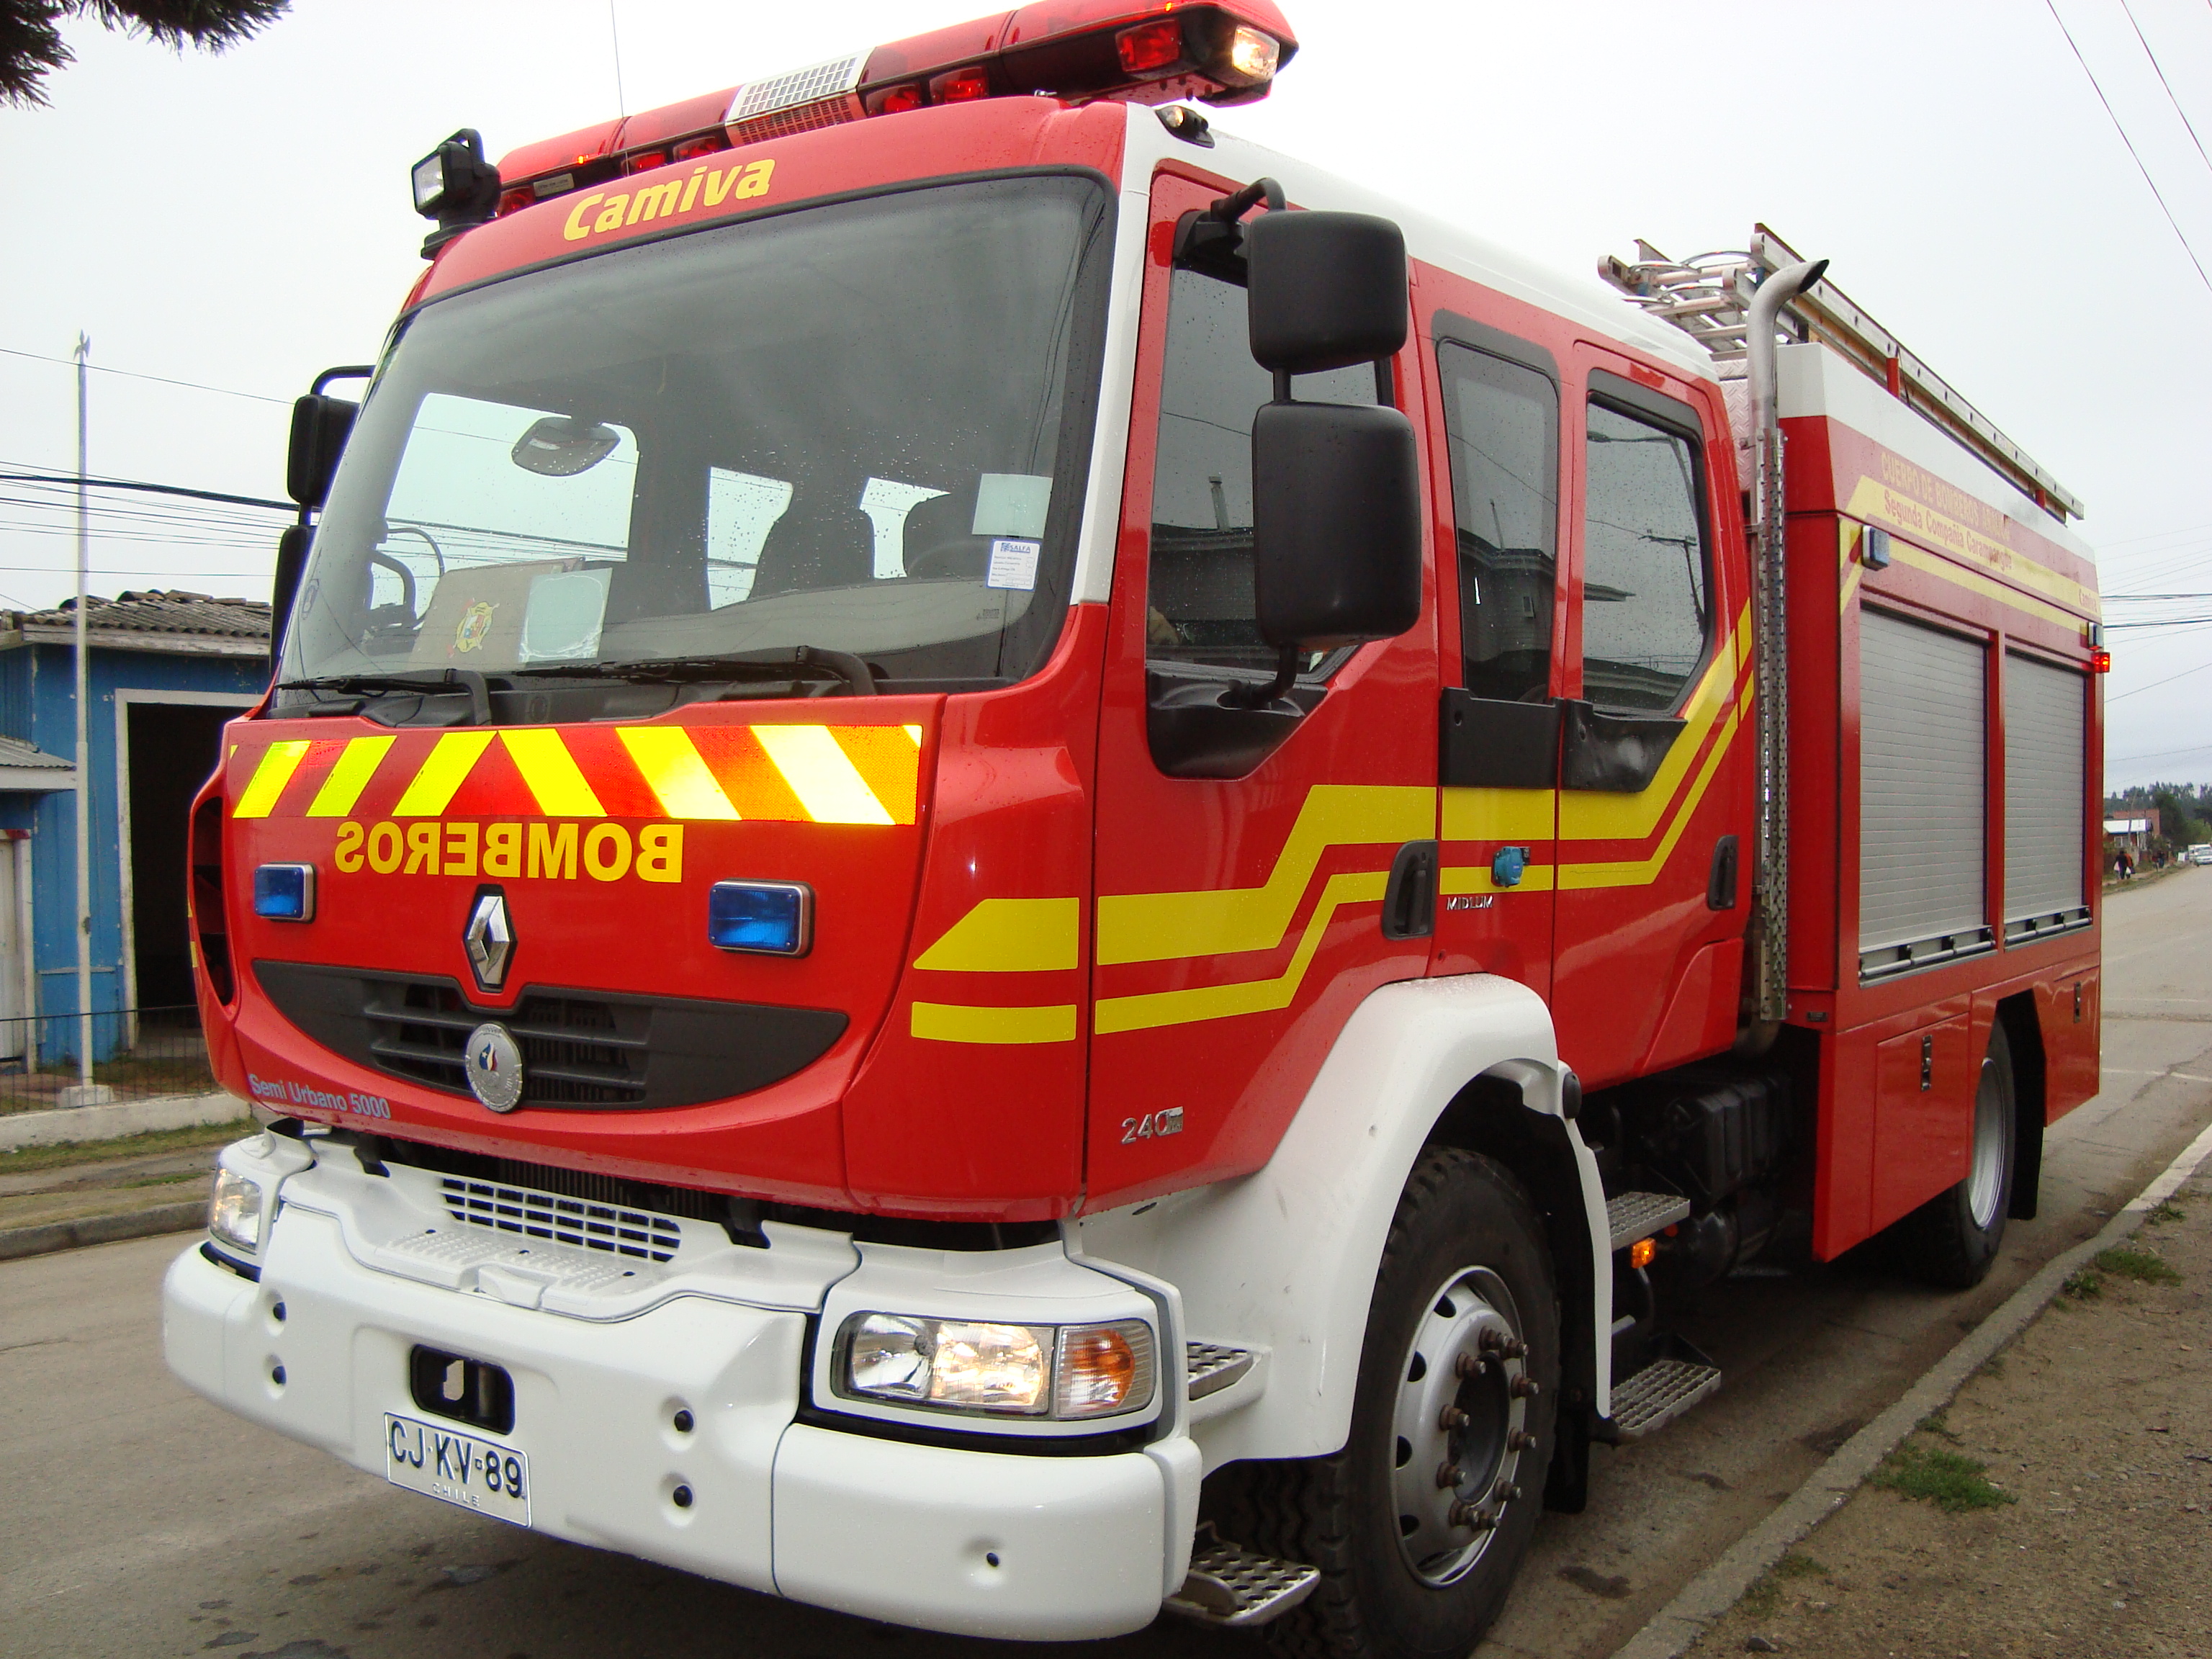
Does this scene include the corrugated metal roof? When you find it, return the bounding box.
[5,590,270,642]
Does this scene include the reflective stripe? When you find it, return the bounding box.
[392,732,497,817]
[617,727,739,820]
[910,1002,1079,1044]
[502,729,605,817]
[752,725,894,825]
[914,898,1079,972]
[233,741,311,818]
[305,736,395,818]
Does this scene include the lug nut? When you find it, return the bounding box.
[1493,1480,1522,1503]
[1436,1462,1463,1489]
[1511,1375,1541,1399]
[1454,1351,1483,1379]
[1508,1428,1537,1451]
[1439,1404,1470,1430]
[1482,1328,1527,1359]
[1447,1500,1498,1531]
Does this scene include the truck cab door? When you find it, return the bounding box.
[1084,169,1439,1212]
[1424,307,1564,995]
[1549,349,1754,1087]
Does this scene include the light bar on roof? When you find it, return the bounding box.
[725,50,871,144]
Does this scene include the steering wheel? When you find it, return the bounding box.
[366,548,418,616]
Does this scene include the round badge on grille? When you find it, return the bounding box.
[464,1022,525,1113]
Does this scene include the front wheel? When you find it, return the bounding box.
[1899,1021,2017,1289]
[1208,1147,1560,1659]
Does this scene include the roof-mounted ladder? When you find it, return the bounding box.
[1600,224,2082,522]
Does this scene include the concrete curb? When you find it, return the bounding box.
[0,1199,207,1263]
[0,1091,247,1152]
[1609,1113,2212,1659]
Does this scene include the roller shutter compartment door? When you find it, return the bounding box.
[2004,652,2087,938]
[1860,609,1990,979]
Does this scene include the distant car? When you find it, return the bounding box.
[2191,845,2212,866]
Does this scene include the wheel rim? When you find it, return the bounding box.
[1966,1055,2010,1230]
[1388,1267,1531,1586]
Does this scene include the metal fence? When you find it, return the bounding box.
[0,1005,217,1113]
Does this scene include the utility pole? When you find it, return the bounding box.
[71,334,96,1102]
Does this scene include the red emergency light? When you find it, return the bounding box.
[493,0,1295,215]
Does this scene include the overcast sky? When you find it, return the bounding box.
[3,0,2208,789]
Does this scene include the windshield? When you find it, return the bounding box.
[280,174,1112,709]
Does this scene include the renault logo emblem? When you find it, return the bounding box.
[463,889,513,991]
[465,1022,526,1114]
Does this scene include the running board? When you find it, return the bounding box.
[1186,1341,1255,1400]
[1599,1352,1722,1443]
[1164,1539,1320,1627]
[1606,1190,1692,1251]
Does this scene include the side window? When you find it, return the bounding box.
[1148,266,1375,673]
[1581,391,1710,712]
[1437,341,1558,703]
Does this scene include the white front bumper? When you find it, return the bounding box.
[163,1172,1181,1640]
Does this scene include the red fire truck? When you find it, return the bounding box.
[162,5,2104,1653]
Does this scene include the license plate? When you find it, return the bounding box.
[384,1411,530,1527]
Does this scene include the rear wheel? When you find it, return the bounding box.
[1208,1147,1560,1659]
[1900,1022,2016,1289]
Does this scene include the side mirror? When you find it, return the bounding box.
[1245,210,1408,374]
[1252,402,1421,649]
[271,522,313,664]
[286,393,358,511]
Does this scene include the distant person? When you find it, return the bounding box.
[2118,849,2135,880]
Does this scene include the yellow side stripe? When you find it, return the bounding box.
[392,731,497,817]
[914,897,1079,972]
[305,736,395,817]
[1097,785,1431,966]
[753,724,894,825]
[1557,695,1746,890]
[1442,863,1557,896]
[502,729,605,817]
[911,1002,1079,1044]
[617,727,739,820]
[1441,786,1552,843]
[233,741,311,819]
[1096,870,1387,1034]
[1839,520,1865,613]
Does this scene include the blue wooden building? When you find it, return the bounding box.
[0,591,270,1063]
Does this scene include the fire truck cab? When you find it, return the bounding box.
[162,6,2103,1654]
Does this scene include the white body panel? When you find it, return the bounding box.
[1076,974,1606,1468]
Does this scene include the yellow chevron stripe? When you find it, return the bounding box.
[233,741,310,819]
[754,724,894,824]
[911,1001,1078,1043]
[915,898,1079,972]
[1097,785,1431,966]
[305,736,395,817]
[501,729,604,817]
[392,732,496,817]
[1096,870,1388,1033]
[1559,693,1746,890]
[618,726,739,820]
[1441,786,1552,843]
[1557,604,1750,842]
[1840,519,1865,613]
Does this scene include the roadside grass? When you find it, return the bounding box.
[2094,1246,2182,1286]
[1872,1440,2017,1513]
[0,1120,244,1179]
[1741,1552,1829,1618]
[2062,1267,2103,1300]
[2149,1200,2185,1225]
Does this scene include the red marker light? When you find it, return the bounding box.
[867,81,927,115]
[931,64,992,102]
[495,186,534,217]
[1116,19,1185,73]
[624,151,668,174]
[671,132,729,161]
[2092,649,2112,674]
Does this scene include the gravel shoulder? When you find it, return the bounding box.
[1689,1177,2212,1658]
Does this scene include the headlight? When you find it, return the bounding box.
[208,1169,265,1253]
[837,1312,1155,1420]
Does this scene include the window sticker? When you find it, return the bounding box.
[972,472,1052,539]
[986,538,1041,591]
[519,567,612,662]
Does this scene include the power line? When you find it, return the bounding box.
[0,472,292,512]
[2045,0,2212,296]
[0,345,291,407]
[2121,0,2212,181]
[2108,657,2212,701]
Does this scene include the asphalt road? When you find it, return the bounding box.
[6,874,2210,1659]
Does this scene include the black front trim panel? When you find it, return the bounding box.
[1440,689,1561,788]
[1560,699,1686,794]
[253,961,846,1112]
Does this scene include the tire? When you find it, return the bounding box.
[1899,1022,2017,1289]
[1207,1147,1560,1659]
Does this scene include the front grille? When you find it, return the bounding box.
[364,983,647,1107]
[439,1175,683,1262]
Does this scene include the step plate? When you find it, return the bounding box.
[1164,1541,1320,1628]
[1185,1341,1254,1400]
[1606,1190,1692,1251]
[1607,1357,1722,1441]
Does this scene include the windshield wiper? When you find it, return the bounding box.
[278,669,492,724]
[595,645,878,696]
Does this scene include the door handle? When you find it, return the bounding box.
[1382,840,1438,940]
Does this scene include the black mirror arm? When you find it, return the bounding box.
[1220,644,1303,709]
